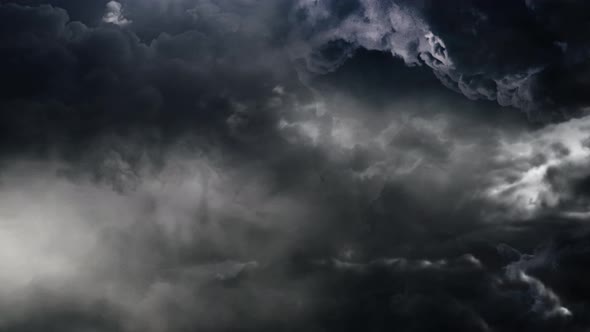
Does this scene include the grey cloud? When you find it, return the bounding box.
[486,115,590,219]
[298,239,582,332]
[103,1,131,26]
[0,2,301,158]
[0,150,317,331]
[3,1,590,332]
[292,0,590,115]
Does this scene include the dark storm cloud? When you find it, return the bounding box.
[16,0,108,24]
[306,251,575,332]
[293,0,590,115]
[0,2,301,157]
[2,1,590,332]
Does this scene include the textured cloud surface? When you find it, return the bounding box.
[294,0,590,116]
[1,1,590,331]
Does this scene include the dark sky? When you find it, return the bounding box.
[1,1,590,331]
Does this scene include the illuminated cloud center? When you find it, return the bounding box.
[103,1,131,26]
[487,115,590,218]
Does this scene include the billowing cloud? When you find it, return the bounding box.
[487,115,590,219]
[103,1,131,26]
[2,1,590,331]
[292,0,590,115]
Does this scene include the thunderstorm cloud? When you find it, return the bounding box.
[1,1,590,331]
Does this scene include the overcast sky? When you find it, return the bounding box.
[2,1,590,331]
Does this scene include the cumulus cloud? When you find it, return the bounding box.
[0,2,299,157]
[103,1,131,26]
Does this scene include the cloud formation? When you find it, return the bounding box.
[103,1,131,26]
[487,115,590,219]
[2,1,590,332]
[293,0,590,115]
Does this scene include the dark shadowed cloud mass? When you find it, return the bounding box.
[1,1,590,331]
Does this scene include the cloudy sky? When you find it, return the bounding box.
[2,0,590,331]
